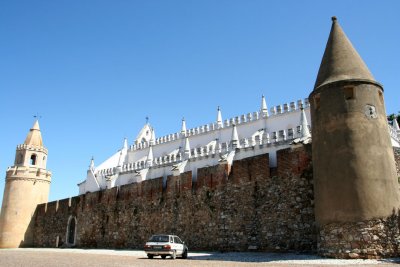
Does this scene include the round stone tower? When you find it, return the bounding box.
[309,17,400,258]
[0,120,52,248]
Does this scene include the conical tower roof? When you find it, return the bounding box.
[24,120,43,147]
[314,17,376,90]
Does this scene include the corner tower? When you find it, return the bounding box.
[0,120,52,248]
[309,17,400,258]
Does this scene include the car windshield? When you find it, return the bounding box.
[149,235,170,242]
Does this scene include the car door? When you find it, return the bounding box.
[173,236,183,255]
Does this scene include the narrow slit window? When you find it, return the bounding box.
[344,86,355,100]
[378,91,384,104]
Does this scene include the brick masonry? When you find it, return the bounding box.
[32,145,317,252]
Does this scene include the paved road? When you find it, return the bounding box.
[0,249,399,267]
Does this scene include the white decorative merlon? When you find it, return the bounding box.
[181,118,187,136]
[89,157,95,172]
[146,146,154,167]
[231,124,240,149]
[300,108,311,139]
[184,137,191,159]
[261,95,269,117]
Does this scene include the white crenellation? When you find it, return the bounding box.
[125,98,311,152]
[277,105,282,114]
[103,124,304,175]
[283,103,289,112]
[78,97,339,194]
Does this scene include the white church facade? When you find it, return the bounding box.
[78,96,400,194]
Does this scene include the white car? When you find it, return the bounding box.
[144,234,188,259]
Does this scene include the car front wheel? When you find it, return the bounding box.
[147,254,153,259]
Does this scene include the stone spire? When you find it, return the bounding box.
[149,129,156,145]
[89,157,95,172]
[300,108,311,139]
[230,123,240,149]
[181,117,187,136]
[216,106,223,129]
[314,17,376,90]
[24,120,43,147]
[123,138,128,150]
[260,95,269,117]
[184,137,191,159]
[117,138,128,167]
[146,146,153,167]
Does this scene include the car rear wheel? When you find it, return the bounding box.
[161,255,167,259]
[147,254,153,259]
[171,250,176,260]
[182,249,188,259]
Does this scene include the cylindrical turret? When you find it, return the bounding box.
[0,120,52,248]
[309,17,400,225]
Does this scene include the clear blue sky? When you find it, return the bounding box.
[0,0,399,202]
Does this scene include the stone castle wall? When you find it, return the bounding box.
[30,146,400,257]
[32,145,317,252]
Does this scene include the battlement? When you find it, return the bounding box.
[40,145,311,215]
[128,98,310,151]
[98,122,308,177]
[16,144,48,154]
[6,166,52,183]
[33,144,317,251]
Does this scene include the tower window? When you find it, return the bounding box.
[30,154,37,166]
[344,86,355,100]
[378,91,384,104]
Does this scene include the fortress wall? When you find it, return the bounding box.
[32,145,316,251]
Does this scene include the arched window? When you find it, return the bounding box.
[30,154,37,165]
[66,216,77,246]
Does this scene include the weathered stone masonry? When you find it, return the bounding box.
[317,147,400,259]
[30,146,400,257]
[32,145,317,252]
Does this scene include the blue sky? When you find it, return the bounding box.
[0,0,399,202]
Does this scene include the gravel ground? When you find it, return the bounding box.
[0,249,399,267]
